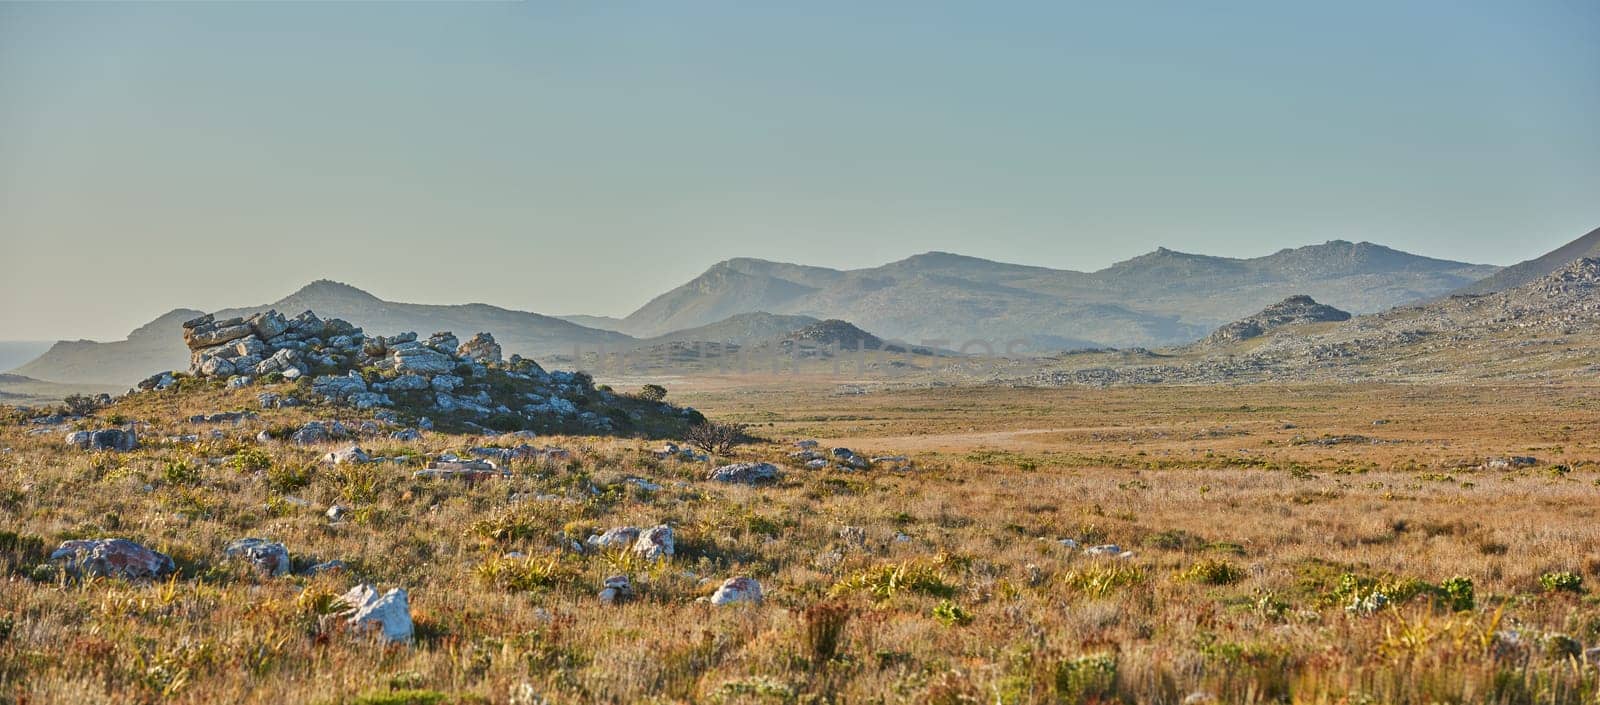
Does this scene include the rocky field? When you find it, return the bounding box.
[3,378,1600,704]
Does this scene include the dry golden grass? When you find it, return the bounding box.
[3,381,1600,704]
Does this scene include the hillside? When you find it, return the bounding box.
[613,241,1497,349]
[1454,226,1600,295]
[641,312,821,346]
[1023,257,1600,386]
[0,373,121,405]
[15,282,633,387]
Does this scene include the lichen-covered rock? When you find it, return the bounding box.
[339,583,413,643]
[632,525,674,561]
[312,373,368,400]
[248,310,291,340]
[50,538,174,580]
[224,538,291,577]
[707,462,780,484]
[710,576,763,606]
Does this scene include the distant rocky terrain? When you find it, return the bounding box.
[1200,296,1350,345]
[613,241,1497,348]
[1018,257,1600,387]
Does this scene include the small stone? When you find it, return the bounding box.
[632,525,674,561]
[706,462,780,484]
[339,583,413,643]
[598,575,633,604]
[224,538,291,577]
[710,576,763,606]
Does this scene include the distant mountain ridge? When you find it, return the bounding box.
[614,240,1497,349]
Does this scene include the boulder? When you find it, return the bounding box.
[392,347,456,375]
[289,422,329,445]
[632,524,674,561]
[65,427,138,452]
[199,357,237,377]
[598,575,633,605]
[312,373,368,400]
[224,538,291,576]
[348,392,392,409]
[707,462,780,484]
[387,374,431,391]
[324,445,371,465]
[186,320,254,349]
[414,460,508,480]
[426,332,460,353]
[248,310,291,340]
[587,526,640,550]
[50,538,174,580]
[710,576,763,606]
[457,332,502,364]
[339,583,413,643]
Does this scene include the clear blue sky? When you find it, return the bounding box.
[2,1,1597,340]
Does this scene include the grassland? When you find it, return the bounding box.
[4,380,1600,704]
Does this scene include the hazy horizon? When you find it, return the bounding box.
[4,1,1598,340]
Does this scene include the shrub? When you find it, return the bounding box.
[265,464,313,494]
[228,447,273,473]
[637,384,667,402]
[932,600,973,627]
[1540,571,1583,593]
[1180,559,1246,586]
[62,394,100,416]
[162,461,203,486]
[1055,653,1119,704]
[1440,576,1475,611]
[685,421,749,455]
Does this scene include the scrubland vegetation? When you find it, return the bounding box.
[4,381,1600,704]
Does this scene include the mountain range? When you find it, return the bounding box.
[605,240,1496,348]
[21,230,1600,389]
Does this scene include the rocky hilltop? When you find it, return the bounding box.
[139,309,697,435]
[1201,296,1351,345]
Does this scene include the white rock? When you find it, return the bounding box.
[710,576,763,606]
[339,583,413,643]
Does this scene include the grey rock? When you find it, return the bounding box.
[710,576,763,606]
[339,583,413,643]
[50,538,174,580]
[632,524,674,561]
[707,462,780,484]
[457,332,502,364]
[224,538,291,577]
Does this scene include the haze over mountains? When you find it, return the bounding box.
[26,230,1600,389]
[609,240,1495,348]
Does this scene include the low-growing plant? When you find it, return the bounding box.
[1054,653,1119,704]
[831,560,957,601]
[228,447,273,473]
[475,555,573,592]
[800,601,851,665]
[1540,571,1583,593]
[1061,564,1146,598]
[1440,575,1475,611]
[932,600,973,627]
[1180,558,1246,586]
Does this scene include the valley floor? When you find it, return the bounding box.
[5,380,1600,704]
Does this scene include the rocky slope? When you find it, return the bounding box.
[1454,226,1600,295]
[614,241,1496,348]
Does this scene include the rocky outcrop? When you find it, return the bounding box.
[1204,296,1351,344]
[65,427,138,452]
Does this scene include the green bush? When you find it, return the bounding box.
[1540,571,1583,593]
[1180,558,1246,586]
[1440,576,1474,611]
[1055,653,1119,704]
[637,384,668,402]
[932,600,973,627]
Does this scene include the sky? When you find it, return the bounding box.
[1,1,1597,341]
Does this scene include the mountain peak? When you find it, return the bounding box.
[284,279,381,302]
